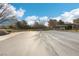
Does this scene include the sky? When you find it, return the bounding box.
[11,3,79,18]
[2,3,79,25]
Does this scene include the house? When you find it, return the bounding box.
[54,24,75,30]
[73,18,79,30]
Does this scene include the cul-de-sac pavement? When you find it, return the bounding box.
[0,30,79,56]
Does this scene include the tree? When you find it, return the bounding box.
[0,4,16,21]
[65,25,72,30]
[8,25,17,29]
[16,20,28,29]
[32,21,46,29]
[58,20,64,25]
[0,4,9,18]
[48,19,57,28]
[33,22,39,28]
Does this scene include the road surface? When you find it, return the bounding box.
[0,30,79,56]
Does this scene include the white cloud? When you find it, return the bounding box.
[16,8,25,17]
[44,22,48,26]
[25,16,38,25]
[39,16,48,21]
[39,16,49,26]
[25,16,49,26]
[53,8,79,23]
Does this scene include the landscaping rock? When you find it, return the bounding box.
[0,29,9,36]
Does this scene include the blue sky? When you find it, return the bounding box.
[11,3,79,19]
[8,3,79,24]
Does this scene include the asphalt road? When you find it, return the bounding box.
[0,30,79,56]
